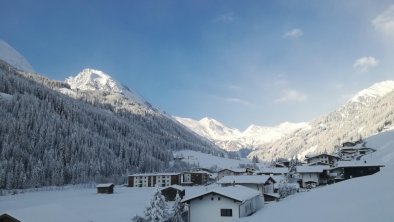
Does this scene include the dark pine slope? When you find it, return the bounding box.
[0,60,222,189]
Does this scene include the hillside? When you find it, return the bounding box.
[0,59,222,189]
[249,80,394,161]
[238,129,394,222]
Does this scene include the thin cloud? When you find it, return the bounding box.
[372,5,394,37]
[226,84,243,92]
[284,28,303,38]
[353,56,379,72]
[275,90,307,103]
[215,12,235,22]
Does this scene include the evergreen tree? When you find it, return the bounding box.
[169,192,186,222]
[143,186,170,222]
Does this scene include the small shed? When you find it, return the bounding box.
[96,183,114,194]
[0,213,21,222]
[161,185,185,201]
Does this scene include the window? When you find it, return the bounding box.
[221,209,232,217]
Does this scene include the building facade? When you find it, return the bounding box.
[128,173,181,187]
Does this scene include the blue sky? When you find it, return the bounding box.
[1,0,394,129]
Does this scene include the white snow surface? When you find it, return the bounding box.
[175,150,266,169]
[65,68,148,107]
[0,40,34,73]
[350,80,394,103]
[175,116,309,151]
[237,129,394,222]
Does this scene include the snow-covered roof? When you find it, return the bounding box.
[129,172,180,177]
[296,165,330,173]
[305,153,340,160]
[263,193,280,198]
[332,161,384,169]
[218,168,247,173]
[217,175,272,184]
[259,167,288,174]
[340,147,376,151]
[183,170,210,174]
[182,185,260,203]
[162,184,185,191]
[96,183,114,188]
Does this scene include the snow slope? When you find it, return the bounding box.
[175,116,308,151]
[175,150,266,169]
[237,129,394,222]
[351,80,394,103]
[0,40,34,73]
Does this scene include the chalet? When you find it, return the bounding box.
[0,213,21,222]
[96,183,114,194]
[182,185,263,222]
[342,140,363,147]
[337,147,376,161]
[128,173,181,187]
[161,185,185,201]
[258,167,288,176]
[217,168,255,180]
[305,153,340,166]
[181,171,210,186]
[275,159,290,168]
[330,161,384,181]
[295,165,330,188]
[217,175,276,201]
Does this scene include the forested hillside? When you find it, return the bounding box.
[0,60,221,189]
[249,81,394,161]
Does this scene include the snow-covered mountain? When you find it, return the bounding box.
[249,80,394,161]
[0,40,34,73]
[175,116,309,151]
[65,68,150,108]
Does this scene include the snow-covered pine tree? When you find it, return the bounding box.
[143,186,170,222]
[169,192,186,222]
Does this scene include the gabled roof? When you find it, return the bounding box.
[331,161,385,170]
[217,175,273,184]
[182,185,259,203]
[259,167,289,174]
[296,165,330,173]
[96,183,114,188]
[218,168,247,173]
[0,213,21,222]
[305,153,340,160]
[161,184,185,191]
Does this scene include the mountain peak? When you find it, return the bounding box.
[66,68,121,93]
[65,68,148,107]
[351,80,394,103]
[0,40,34,73]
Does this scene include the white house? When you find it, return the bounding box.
[337,147,376,160]
[182,185,263,222]
[217,175,276,201]
[304,153,340,166]
[217,168,255,180]
[295,165,330,188]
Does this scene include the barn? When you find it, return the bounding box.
[96,183,115,194]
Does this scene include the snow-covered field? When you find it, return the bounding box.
[175,150,266,169]
[0,184,219,222]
